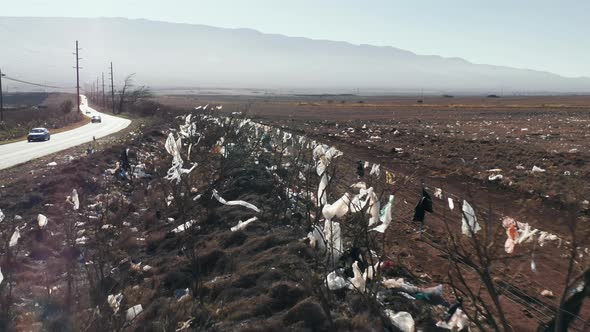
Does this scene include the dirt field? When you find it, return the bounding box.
[157,94,590,331]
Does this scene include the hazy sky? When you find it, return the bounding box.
[4,0,590,78]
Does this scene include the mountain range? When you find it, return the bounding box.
[1,17,589,94]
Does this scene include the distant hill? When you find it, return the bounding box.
[1,17,589,94]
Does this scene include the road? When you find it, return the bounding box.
[0,95,131,170]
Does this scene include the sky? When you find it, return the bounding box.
[3,0,590,78]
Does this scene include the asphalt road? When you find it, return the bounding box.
[0,95,131,170]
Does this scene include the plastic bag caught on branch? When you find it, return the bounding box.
[322,193,351,221]
[461,200,481,237]
[372,195,394,233]
[212,189,261,213]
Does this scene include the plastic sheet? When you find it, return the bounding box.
[212,189,261,213]
[369,163,381,177]
[461,200,481,237]
[230,216,258,232]
[307,225,326,252]
[366,188,380,226]
[317,173,329,206]
[436,308,469,331]
[0,209,4,223]
[448,197,454,210]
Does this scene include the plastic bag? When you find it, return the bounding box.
[322,193,351,221]
[326,270,348,290]
[385,310,415,332]
[349,261,366,292]
[126,304,143,321]
[324,220,343,263]
[108,293,123,314]
[372,195,394,233]
[38,214,48,228]
[461,200,481,237]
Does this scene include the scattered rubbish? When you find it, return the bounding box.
[126,304,143,321]
[433,188,443,199]
[0,209,4,222]
[436,308,469,331]
[108,293,123,314]
[371,195,394,233]
[9,228,20,247]
[488,174,503,181]
[447,197,454,211]
[37,214,48,228]
[322,193,351,221]
[175,288,190,302]
[531,165,546,173]
[385,310,415,332]
[212,189,261,213]
[46,162,57,167]
[461,200,481,237]
[349,261,366,292]
[230,216,258,232]
[326,270,348,290]
[541,290,554,298]
[171,220,197,233]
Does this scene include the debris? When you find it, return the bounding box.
[385,310,415,332]
[37,214,48,228]
[488,174,503,181]
[46,161,57,167]
[0,209,4,222]
[326,270,348,290]
[175,288,191,302]
[541,290,554,298]
[322,193,351,221]
[531,165,546,173]
[212,189,261,213]
[126,304,143,321]
[349,261,366,292]
[108,293,123,314]
[447,197,454,211]
[230,216,258,232]
[172,220,197,233]
[433,188,443,199]
[371,195,394,233]
[9,228,20,247]
[437,308,470,331]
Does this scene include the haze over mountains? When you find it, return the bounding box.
[1,17,589,95]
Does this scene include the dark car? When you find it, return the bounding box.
[91,115,102,123]
[27,128,50,142]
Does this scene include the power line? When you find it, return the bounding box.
[2,76,73,89]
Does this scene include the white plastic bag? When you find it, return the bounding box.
[461,200,481,237]
[385,310,415,332]
[212,189,261,213]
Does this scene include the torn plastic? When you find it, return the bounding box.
[382,278,443,298]
[385,310,415,332]
[38,214,48,228]
[461,200,481,237]
[434,187,443,199]
[172,220,197,233]
[108,293,123,314]
[9,228,20,247]
[349,261,366,292]
[0,209,4,223]
[0,267,3,286]
[436,308,469,331]
[326,270,348,290]
[448,197,454,210]
[324,220,343,264]
[126,304,143,321]
[369,163,381,177]
[413,189,433,223]
[317,173,329,206]
[212,189,261,213]
[366,188,380,226]
[307,225,326,252]
[372,195,394,233]
[322,193,351,221]
[532,165,546,173]
[230,216,258,232]
[502,217,519,254]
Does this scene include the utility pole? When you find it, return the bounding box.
[102,72,105,107]
[0,67,5,122]
[74,40,81,112]
[109,62,115,114]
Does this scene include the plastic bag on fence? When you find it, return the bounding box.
[366,188,380,226]
[349,261,366,292]
[126,304,143,321]
[357,161,365,178]
[317,173,329,206]
[385,310,415,332]
[413,189,433,223]
[307,225,326,252]
[212,189,261,213]
[0,209,5,223]
[370,163,381,177]
[322,193,351,221]
[324,220,343,263]
[461,200,481,237]
[108,293,123,314]
[385,170,394,184]
[372,195,394,233]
